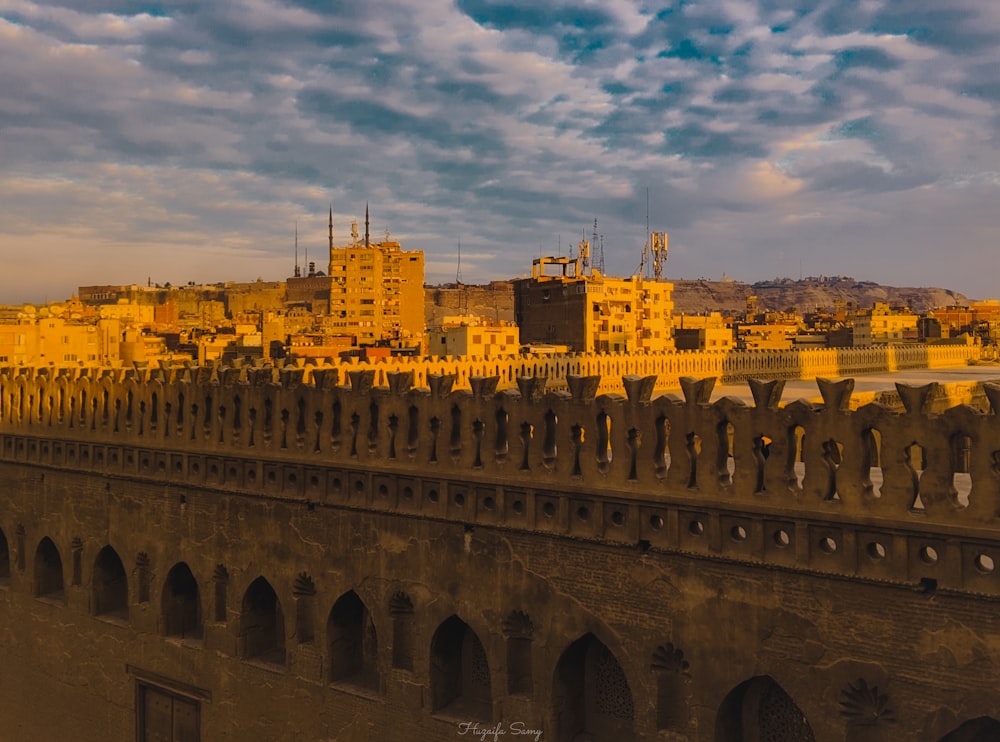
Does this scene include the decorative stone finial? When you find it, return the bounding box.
[349,369,376,394]
[748,378,785,410]
[469,376,499,400]
[817,377,854,411]
[427,374,455,398]
[679,376,715,405]
[567,375,601,401]
[387,371,414,395]
[623,375,657,403]
[895,382,936,415]
[516,375,547,401]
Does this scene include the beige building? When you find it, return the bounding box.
[287,207,425,347]
[513,257,674,353]
[674,312,734,351]
[0,315,119,366]
[327,207,424,346]
[426,316,520,358]
[854,303,919,346]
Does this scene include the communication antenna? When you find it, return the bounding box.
[577,230,590,275]
[598,234,605,274]
[456,237,462,285]
[645,188,650,279]
[651,231,668,281]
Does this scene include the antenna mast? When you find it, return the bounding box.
[456,237,462,285]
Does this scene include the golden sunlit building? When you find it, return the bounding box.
[426,316,520,358]
[0,314,119,366]
[287,206,425,347]
[513,256,674,353]
[854,302,919,345]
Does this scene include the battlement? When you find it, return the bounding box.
[2,362,1000,597]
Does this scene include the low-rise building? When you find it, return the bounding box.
[426,316,520,358]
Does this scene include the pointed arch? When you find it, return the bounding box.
[939,717,1000,742]
[0,527,9,582]
[162,562,201,639]
[715,675,815,741]
[240,577,285,666]
[93,545,128,618]
[429,615,492,721]
[34,537,64,601]
[327,590,379,690]
[552,633,634,742]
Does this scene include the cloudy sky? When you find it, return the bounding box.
[2,0,999,303]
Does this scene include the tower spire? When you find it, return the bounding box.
[328,204,334,274]
[364,202,370,248]
[294,221,301,278]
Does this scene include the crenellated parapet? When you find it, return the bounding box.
[2,363,1000,595]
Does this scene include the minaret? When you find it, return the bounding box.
[294,222,301,278]
[364,202,370,248]
[328,204,334,274]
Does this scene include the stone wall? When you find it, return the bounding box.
[0,365,998,740]
[263,343,980,397]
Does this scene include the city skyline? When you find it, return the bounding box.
[2,1,999,303]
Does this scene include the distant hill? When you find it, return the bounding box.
[672,277,969,315]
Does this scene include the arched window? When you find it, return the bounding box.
[34,537,64,601]
[552,633,634,742]
[939,716,1000,742]
[0,528,9,583]
[162,562,201,639]
[240,577,284,666]
[429,615,492,721]
[716,675,815,741]
[93,545,128,619]
[328,590,379,690]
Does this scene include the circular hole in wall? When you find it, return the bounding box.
[867,542,886,560]
[975,554,995,574]
[402,486,414,500]
[309,475,319,488]
[688,520,705,536]
[266,470,276,482]
[611,511,625,527]
[378,484,389,497]
[483,496,496,511]
[730,525,748,542]
[542,502,556,518]
[919,545,939,565]
[576,506,590,522]
[512,500,525,515]
[819,536,838,554]
[331,477,342,493]
[773,529,790,548]
[649,515,664,530]
[427,489,439,503]
[454,492,466,507]
[353,479,365,494]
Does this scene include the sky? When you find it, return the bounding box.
[1,0,999,303]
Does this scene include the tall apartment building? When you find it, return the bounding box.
[287,206,425,346]
[513,256,674,353]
